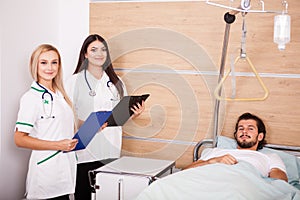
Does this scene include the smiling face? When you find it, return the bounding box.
[235,119,264,150]
[37,50,59,87]
[85,40,107,68]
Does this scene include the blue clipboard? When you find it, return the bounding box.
[71,111,112,151]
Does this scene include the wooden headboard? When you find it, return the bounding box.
[90,0,300,168]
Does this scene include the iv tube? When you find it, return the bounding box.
[274,14,291,50]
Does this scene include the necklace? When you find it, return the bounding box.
[84,69,96,96]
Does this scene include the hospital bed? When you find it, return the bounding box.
[136,136,300,200]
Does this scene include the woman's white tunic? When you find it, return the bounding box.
[15,82,76,199]
[65,71,127,164]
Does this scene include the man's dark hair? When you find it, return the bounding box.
[233,112,266,150]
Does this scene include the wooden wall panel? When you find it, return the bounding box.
[90,0,300,168]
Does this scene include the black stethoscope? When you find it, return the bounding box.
[84,69,120,100]
[36,82,55,119]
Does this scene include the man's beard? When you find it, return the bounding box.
[236,135,258,148]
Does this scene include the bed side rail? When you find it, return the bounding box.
[193,139,300,161]
[193,139,214,162]
[264,144,300,157]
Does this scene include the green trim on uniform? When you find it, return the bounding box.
[37,150,61,165]
[31,86,45,93]
[16,122,34,127]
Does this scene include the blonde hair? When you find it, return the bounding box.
[30,44,74,122]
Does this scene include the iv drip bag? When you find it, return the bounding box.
[274,14,291,50]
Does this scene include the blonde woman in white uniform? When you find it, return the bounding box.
[14,44,78,200]
[65,34,145,200]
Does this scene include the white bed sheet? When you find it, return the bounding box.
[136,161,300,200]
[136,136,300,200]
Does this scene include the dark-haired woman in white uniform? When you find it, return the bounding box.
[65,34,145,200]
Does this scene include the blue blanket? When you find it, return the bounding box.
[136,161,300,200]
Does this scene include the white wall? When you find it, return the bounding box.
[0,0,89,199]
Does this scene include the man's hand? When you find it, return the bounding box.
[269,168,288,182]
[208,154,238,165]
[184,154,237,170]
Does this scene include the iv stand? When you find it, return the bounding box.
[193,11,239,156]
[212,11,238,147]
[193,11,238,160]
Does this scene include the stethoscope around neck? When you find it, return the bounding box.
[84,69,120,101]
[36,81,55,119]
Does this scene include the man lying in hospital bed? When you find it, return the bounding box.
[136,113,300,200]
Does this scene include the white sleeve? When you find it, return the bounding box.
[268,153,287,173]
[118,76,127,96]
[199,148,215,160]
[64,74,78,102]
[123,84,128,96]
[15,93,39,134]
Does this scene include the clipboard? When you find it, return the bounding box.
[71,111,112,151]
[106,94,150,126]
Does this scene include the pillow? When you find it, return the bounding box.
[216,136,300,189]
[216,136,237,149]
